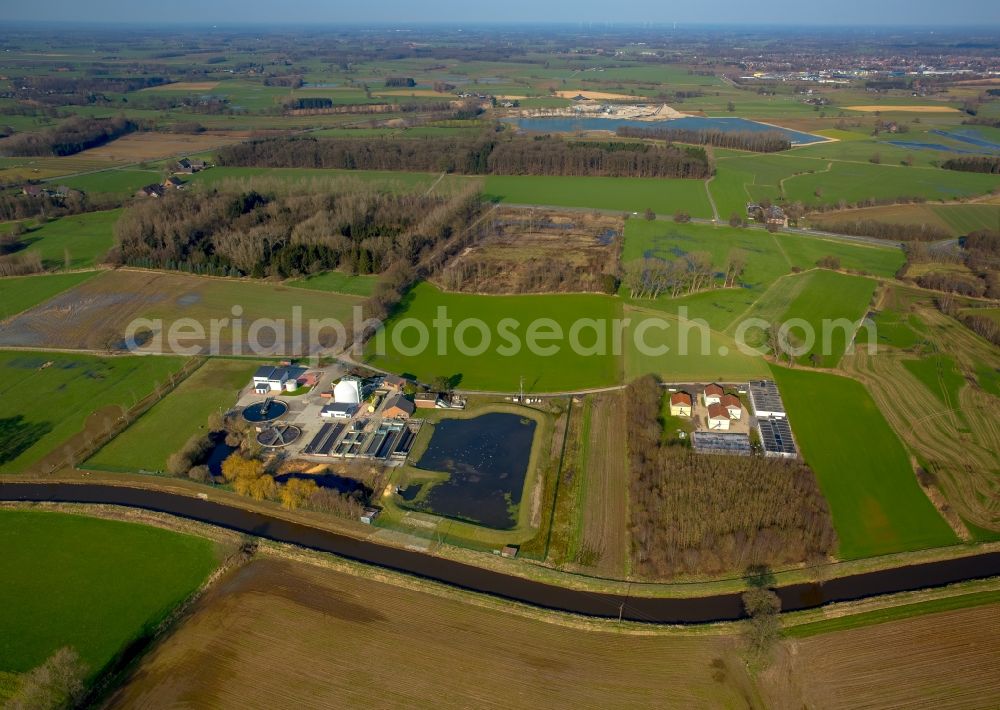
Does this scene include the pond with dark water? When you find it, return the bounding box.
[504,116,826,145]
[410,413,536,529]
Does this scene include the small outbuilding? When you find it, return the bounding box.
[321,402,357,419]
[383,394,415,419]
[669,391,692,417]
[414,392,441,409]
[382,375,408,391]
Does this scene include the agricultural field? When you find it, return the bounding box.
[0,510,219,687]
[365,282,622,392]
[9,209,119,269]
[621,219,900,332]
[104,557,758,709]
[777,270,876,367]
[74,131,249,162]
[58,167,165,195]
[86,358,259,473]
[483,174,713,217]
[761,603,1000,709]
[842,290,1000,539]
[573,392,630,577]
[0,351,186,473]
[0,271,97,321]
[782,161,999,207]
[770,365,958,558]
[809,202,1000,237]
[0,269,365,355]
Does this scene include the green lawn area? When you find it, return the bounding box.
[0,351,185,473]
[288,270,380,297]
[188,166,474,193]
[365,282,622,392]
[0,271,98,321]
[16,210,120,269]
[484,174,713,217]
[86,358,258,473]
[974,362,1000,399]
[0,510,218,677]
[777,269,877,367]
[771,366,958,559]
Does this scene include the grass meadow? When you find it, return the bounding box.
[484,174,713,217]
[365,282,622,392]
[0,351,185,473]
[16,210,120,269]
[0,510,218,678]
[288,270,380,297]
[771,366,958,559]
[86,358,259,473]
[0,271,98,321]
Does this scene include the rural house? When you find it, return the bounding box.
[162,176,185,190]
[669,391,692,417]
[721,393,742,420]
[707,403,731,431]
[136,184,165,198]
[383,394,415,419]
[704,383,723,406]
[382,374,408,392]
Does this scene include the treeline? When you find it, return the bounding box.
[617,125,791,153]
[903,230,1000,299]
[215,135,712,179]
[812,218,951,242]
[625,376,837,577]
[110,181,482,282]
[942,156,1000,174]
[5,75,169,105]
[938,296,1000,347]
[0,116,138,157]
[963,117,1000,129]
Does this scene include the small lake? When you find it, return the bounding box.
[409,412,536,529]
[203,434,236,477]
[275,472,371,498]
[504,116,826,146]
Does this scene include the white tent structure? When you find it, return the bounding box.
[334,377,362,405]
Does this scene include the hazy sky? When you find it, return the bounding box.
[1,0,998,26]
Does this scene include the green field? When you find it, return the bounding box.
[623,305,769,382]
[0,510,218,676]
[59,168,163,195]
[0,351,185,473]
[365,282,622,392]
[783,162,999,207]
[778,270,877,367]
[484,175,713,217]
[0,271,97,321]
[188,166,474,194]
[15,210,120,269]
[771,366,958,559]
[620,220,897,333]
[86,358,258,473]
[288,270,380,297]
[902,354,966,409]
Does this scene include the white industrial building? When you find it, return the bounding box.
[334,376,363,405]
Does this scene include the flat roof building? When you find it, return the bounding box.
[748,380,787,418]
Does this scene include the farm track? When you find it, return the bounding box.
[2,481,1000,624]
